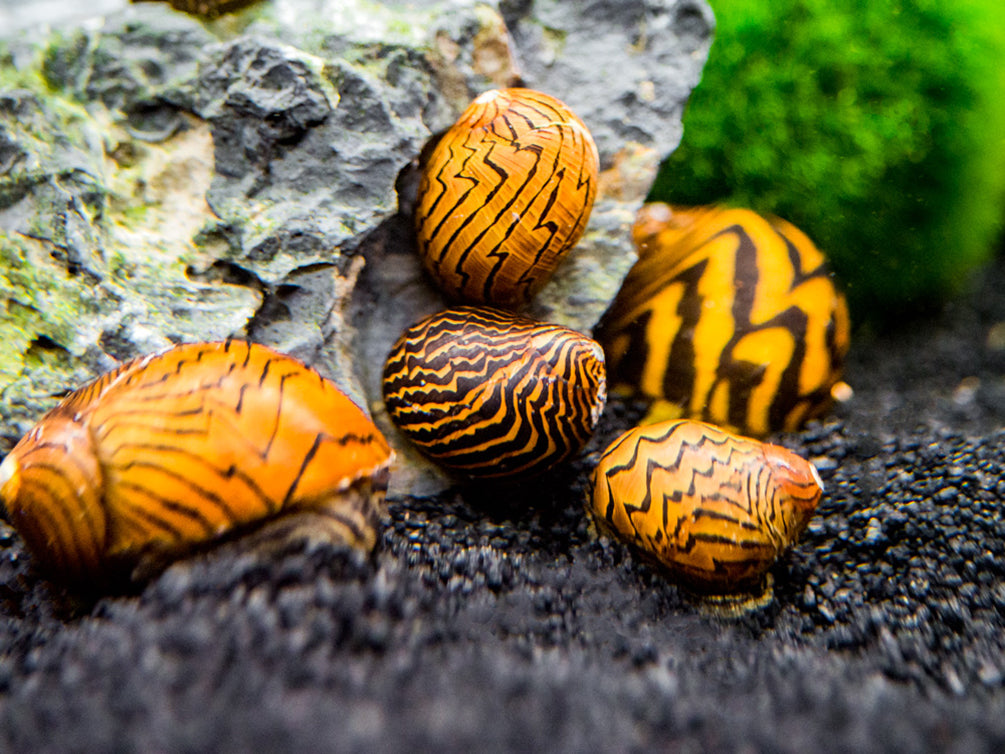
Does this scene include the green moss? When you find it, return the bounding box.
[387,16,420,39]
[39,28,93,94]
[650,0,1005,321]
[0,42,44,91]
[0,234,101,386]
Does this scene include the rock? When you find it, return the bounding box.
[0,0,712,497]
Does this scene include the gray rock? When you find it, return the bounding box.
[0,0,712,497]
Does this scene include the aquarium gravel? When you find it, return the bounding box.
[2,256,1005,752]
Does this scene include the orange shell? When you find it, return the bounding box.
[0,340,392,585]
[590,419,822,592]
[596,203,851,437]
[414,88,599,309]
[382,306,607,479]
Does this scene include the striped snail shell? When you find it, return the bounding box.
[0,340,393,586]
[595,203,851,438]
[414,88,599,309]
[382,306,606,479]
[590,419,822,594]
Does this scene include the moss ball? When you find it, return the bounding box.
[649,0,1005,322]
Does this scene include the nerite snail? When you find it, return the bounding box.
[589,419,822,600]
[594,203,851,438]
[382,306,606,479]
[414,88,599,309]
[0,340,393,587]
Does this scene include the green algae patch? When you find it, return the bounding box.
[0,234,103,388]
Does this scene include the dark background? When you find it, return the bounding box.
[2,253,1005,751]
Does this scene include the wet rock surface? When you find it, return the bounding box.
[3,256,1005,752]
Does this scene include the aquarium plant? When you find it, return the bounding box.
[649,0,1005,321]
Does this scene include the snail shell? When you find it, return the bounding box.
[594,203,851,438]
[382,306,606,479]
[414,88,599,309]
[590,419,822,593]
[0,340,393,586]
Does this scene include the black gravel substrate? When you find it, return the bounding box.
[3,258,1005,753]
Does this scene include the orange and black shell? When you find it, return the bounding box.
[595,203,851,438]
[0,340,393,586]
[589,419,822,593]
[414,88,599,309]
[382,306,606,479]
